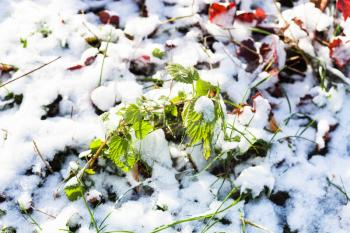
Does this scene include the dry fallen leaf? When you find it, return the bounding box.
[268,115,281,133]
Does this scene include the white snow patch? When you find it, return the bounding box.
[235,165,275,197]
[194,96,215,122]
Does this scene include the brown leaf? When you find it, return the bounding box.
[268,115,281,133]
[0,63,18,73]
[237,39,260,72]
[311,0,329,11]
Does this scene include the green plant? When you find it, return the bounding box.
[19,206,42,232]
[152,48,165,59]
[63,64,268,202]
[20,38,28,48]
[1,226,16,233]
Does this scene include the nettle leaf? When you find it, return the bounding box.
[84,168,96,175]
[182,101,215,159]
[165,104,178,117]
[89,138,102,152]
[64,178,84,201]
[196,79,216,97]
[100,112,110,122]
[108,135,136,172]
[133,120,154,140]
[166,64,200,84]
[124,104,143,124]
[170,91,187,105]
[203,137,212,160]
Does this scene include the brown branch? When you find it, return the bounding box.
[87,138,108,169]
[33,140,54,174]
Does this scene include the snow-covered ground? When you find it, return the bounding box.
[1,0,350,232]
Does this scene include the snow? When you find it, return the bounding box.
[114,80,143,103]
[235,165,275,198]
[17,192,32,211]
[194,96,215,122]
[85,189,102,203]
[282,3,332,32]
[138,129,172,168]
[124,15,159,38]
[90,85,115,111]
[315,119,330,150]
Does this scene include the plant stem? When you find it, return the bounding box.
[33,140,54,173]
[0,56,61,89]
[150,196,241,233]
[98,33,112,87]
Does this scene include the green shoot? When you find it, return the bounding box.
[20,38,28,48]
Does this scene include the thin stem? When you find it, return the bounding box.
[98,33,112,86]
[0,56,61,89]
[150,196,241,233]
[33,140,54,173]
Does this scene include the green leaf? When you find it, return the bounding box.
[170,91,187,105]
[108,135,136,172]
[64,178,84,201]
[89,138,102,152]
[195,79,216,97]
[1,226,16,233]
[182,101,215,159]
[20,38,27,48]
[0,209,7,218]
[123,104,143,124]
[166,64,199,84]
[203,137,212,160]
[100,112,110,122]
[84,169,96,175]
[152,48,165,59]
[133,120,154,140]
[165,104,178,117]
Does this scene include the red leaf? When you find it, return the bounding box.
[67,64,84,71]
[208,2,236,22]
[98,10,119,27]
[98,11,110,24]
[236,8,266,23]
[328,38,350,68]
[337,0,350,20]
[236,12,255,23]
[109,15,119,26]
[140,55,151,61]
[329,38,342,57]
[84,56,97,66]
[255,8,266,21]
